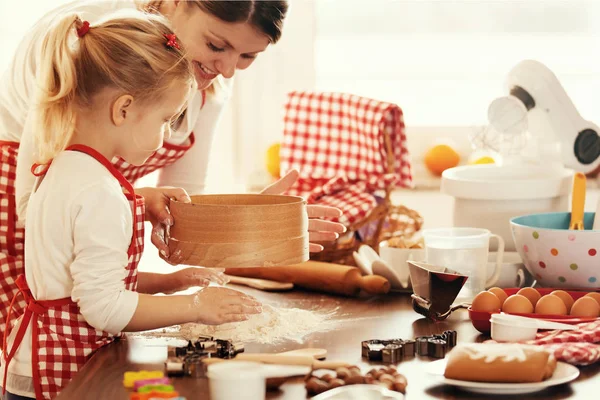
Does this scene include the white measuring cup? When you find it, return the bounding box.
[423,228,504,301]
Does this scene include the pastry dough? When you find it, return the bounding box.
[444,343,556,383]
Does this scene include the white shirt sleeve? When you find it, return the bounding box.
[156,78,233,195]
[69,184,139,335]
[15,107,36,223]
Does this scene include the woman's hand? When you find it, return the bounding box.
[135,186,191,263]
[261,170,346,252]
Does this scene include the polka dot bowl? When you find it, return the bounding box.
[511,212,600,289]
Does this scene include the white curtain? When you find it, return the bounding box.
[210,0,316,191]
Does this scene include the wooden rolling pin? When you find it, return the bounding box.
[226,261,390,296]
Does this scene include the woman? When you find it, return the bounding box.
[0,0,344,344]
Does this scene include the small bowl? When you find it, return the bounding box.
[379,240,425,289]
[168,194,309,268]
[511,212,600,289]
[490,313,538,342]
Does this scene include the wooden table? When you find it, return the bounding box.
[57,288,600,400]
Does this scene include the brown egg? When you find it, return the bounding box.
[517,287,542,307]
[584,292,600,306]
[570,297,600,317]
[471,291,502,312]
[535,294,568,315]
[488,287,508,306]
[550,290,575,313]
[502,294,534,314]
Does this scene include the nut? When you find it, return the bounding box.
[379,373,395,383]
[377,380,393,390]
[344,374,365,385]
[329,378,345,389]
[305,377,329,395]
[384,366,397,375]
[321,373,334,383]
[364,375,376,384]
[392,375,408,393]
[348,365,361,373]
[305,377,322,394]
[370,370,381,379]
[336,367,351,380]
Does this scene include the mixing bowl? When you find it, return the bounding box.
[511,212,600,289]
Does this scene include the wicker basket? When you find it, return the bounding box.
[310,193,423,266]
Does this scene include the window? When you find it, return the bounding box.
[315,0,600,126]
[314,0,600,183]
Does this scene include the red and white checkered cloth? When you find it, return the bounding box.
[488,319,600,366]
[280,92,413,226]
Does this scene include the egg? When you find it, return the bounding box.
[471,291,502,312]
[584,292,600,306]
[517,287,542,308]
[502,294,534,314]
[550,290,574,313]
[487,287,508,306]
[570,297,600,317]
[535,294,567,315]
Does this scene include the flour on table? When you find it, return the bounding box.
[142,305,338,344]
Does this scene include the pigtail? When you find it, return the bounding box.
[33,14,82,164]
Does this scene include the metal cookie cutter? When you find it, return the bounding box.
[166,336,244,377]
[414,331,457,359]
[361,339,413,363]
[408,261,471,321]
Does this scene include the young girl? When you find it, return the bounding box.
[1,11,261,400]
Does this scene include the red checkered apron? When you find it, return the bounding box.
[0,142,26,345]
[0,134,194,345]
[2,144,145,399]
[280,91,413,226]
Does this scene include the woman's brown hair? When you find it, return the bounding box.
[142,1,289,43]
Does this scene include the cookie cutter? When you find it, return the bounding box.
[166,335,244,377]
[361,331,456,363]
[408,261,471,321]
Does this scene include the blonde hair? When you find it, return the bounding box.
[34,11,193,164]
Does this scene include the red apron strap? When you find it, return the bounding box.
[2,276,45,395]
[31,163,52,177]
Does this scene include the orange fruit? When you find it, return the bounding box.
[265,143,281,178]
[424,144,460,176]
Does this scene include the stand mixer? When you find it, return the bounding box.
[481,60,600,172]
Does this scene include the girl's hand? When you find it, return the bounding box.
[135,186,191,263]
[261,170,347,252]
[161,267,229,294]
[190,287,262,325]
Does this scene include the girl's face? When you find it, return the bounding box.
[120,81,190,165]
[169,3,271,90]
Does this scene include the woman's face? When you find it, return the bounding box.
[169,2,272,90]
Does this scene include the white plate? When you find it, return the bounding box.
[426,359,580,395]
[311,384,404,399]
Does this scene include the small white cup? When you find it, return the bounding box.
[379,242,425,288]
[207,361,266,400]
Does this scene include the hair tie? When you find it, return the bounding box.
[77,21,90,38]
[164,33,180,50]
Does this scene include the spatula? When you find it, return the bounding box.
[569,172,586,230]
